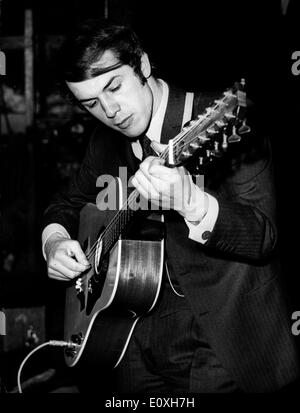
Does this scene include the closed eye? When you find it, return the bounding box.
[110,84,121,93]
[84,100,98,109]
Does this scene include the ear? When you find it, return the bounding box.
[140,53,151,79]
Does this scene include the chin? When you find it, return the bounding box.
[123,132,142,141]
[124,125,147,139]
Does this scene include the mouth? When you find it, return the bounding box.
[115,115,133,129]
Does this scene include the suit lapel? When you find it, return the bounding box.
[120,139,140,176]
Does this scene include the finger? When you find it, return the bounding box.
[132,178,151,201]
[140,157,165,177]
[49,261,81,280]
[48,267,70,281]
[67,241,90,266]
[136,163,168,188]
[137,166,174,199]
[132,174,161,203]
[150,141,168,154]
[138,156,158,179]
[60,254,91,272]
[134,170,161,200]
[148,164,176,178]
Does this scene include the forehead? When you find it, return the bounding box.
[66,50,128,99]
[90,49,122,73]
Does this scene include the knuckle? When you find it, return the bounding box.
[48,259,57,269]
[72,263,82,272]
[135,170,143,180]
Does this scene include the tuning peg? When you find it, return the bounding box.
[211,142,222,158]
[199,134,210,143]
[189,140,201,150]
[204,107,214,116]
[238,121,251,135]
[182,150,193,159]
[207,127,218,135]
[228,134,241,143]
[223,91,236,99]
[198,156,211,167]
[214,99,225,106]
[224,112,236,121]
[215,120,226,128]
[197,114,205,122]
[222,132,228,150]
[228,126,241,143]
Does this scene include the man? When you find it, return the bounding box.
[42,18,299,392]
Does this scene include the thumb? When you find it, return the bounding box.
[150,141,167,154]
[69,242,90,266]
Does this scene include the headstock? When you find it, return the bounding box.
[161,79,251,174]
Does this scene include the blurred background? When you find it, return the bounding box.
[0,0,299,393]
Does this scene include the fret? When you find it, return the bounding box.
[100,189,140,256]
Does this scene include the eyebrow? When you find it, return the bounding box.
[79,75,121,103]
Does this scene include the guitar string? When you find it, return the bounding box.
[84,128,191,261]
[85,103,232,262]
[85,96,237,262]
[84,129,192,262]
[85,98,235,261]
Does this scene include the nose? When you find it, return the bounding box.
[100,96,120,119]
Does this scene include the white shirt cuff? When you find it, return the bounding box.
[42,223,71,260]
[185,192,219,244]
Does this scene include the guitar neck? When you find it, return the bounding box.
[100,188,142,257]
[99,80,249,257]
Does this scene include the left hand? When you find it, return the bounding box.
[131,142,208,221]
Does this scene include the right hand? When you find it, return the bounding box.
[45,234,91,281]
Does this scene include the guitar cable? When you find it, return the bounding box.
[17,340,73,394]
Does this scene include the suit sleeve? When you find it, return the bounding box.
[204,136,278,261]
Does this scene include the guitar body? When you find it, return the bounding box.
[64,178,164,369]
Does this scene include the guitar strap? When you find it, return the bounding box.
[165,91,194,298]
[181,92,194,129]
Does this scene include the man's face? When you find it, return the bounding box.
[66,50,153,139]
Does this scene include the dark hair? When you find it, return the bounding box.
[59,18,146,83]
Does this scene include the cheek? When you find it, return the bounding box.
[88,107,108,124]
[134,86,152,120]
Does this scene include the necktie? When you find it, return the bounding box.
[139,135,157,160]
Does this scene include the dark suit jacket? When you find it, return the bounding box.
[43,84,300,392]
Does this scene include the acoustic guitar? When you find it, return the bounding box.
[64,80,250,369]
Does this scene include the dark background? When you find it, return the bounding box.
[0,0,299,393]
